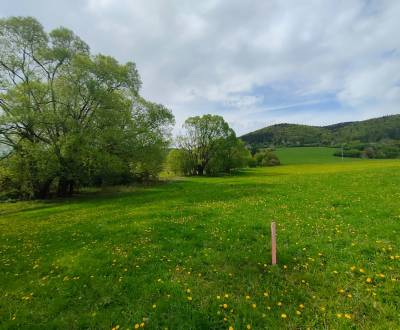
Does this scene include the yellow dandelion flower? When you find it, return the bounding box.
[186,289,191,293]
[366,277,373,283]
[277,302,282,306]
[344,313,352,319]
[296,310,301,315]
[336,313,342,318]
[223,303,228,309]
[359,268,365,273]
[320,307,326,312]
[229,326,234,330]
[217,295,221,300]
[152,304,157,309]
[187,296,192,301]
[347,294,352,298]
[350,266,356,271]
[140,323,145,328]
[246,325,251,329]
[299,304,305,309]
[339,289,345,293]
[134,324,140,329]
[281,313,287,319]
[378,273,385,278]
[224,294,229,298]
[252,303,257,308]
[246,295,250,300]
[263,292,269,297]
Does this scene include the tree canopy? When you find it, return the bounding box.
[169,114,250,176]
[0,16,174,198]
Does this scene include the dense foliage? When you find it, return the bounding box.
[333,141,400,159]
[0,17,174,198]
[251,150,281,167]
[167,114,251,176]
[241,115,400,153]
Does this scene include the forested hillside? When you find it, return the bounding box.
[241,114,400,147]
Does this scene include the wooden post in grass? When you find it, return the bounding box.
[271,222,277,265]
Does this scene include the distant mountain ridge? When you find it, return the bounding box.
[240,114,400,147]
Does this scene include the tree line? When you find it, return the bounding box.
[0,17,279,199]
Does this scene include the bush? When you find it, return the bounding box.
[253,150,281,167]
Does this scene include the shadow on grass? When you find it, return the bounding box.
[0,169,285,219]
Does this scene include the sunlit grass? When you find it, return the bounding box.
[1,157,399,329]
[275,146,362,165]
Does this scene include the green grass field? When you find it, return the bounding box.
[275,146,362,165]
[1,149,399,329]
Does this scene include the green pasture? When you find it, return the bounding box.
[275,147,362,165]
[1,150,399,329]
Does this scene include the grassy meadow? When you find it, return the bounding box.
[1,149,400,329]
[275,146,361,165]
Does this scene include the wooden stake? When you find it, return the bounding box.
[271,222,277,265]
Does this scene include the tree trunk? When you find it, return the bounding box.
[57,178,73,197]
[35,179,53,199]
[197,164,204,176]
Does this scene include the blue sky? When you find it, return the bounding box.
[1,0,399,135]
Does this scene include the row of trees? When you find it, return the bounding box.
[0,17,174,198]
[333,142,400,159]
[0,17,280,199]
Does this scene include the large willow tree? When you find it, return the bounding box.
[0,17,174,198]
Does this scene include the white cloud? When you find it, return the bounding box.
[1,0,400,135]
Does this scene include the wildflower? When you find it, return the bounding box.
[296,310,301,315]
[277,302,282,306]
[152,304,157,309]
[378,273,385,278]
[217,295,221,299]
[359,268,365,273]
[263,292,269,297]
[299,304,304,309]
[187,296,192,301]
[281,313,287,319]
[140,323,145,328]
[320,307,326,312]
[366,277,373,283]
[134,324,140,329]
[186,289,191,293]
[336,313,342,318]
[350,266,356,271]
[344,313,352,319]
[245,295,250,300]
[229,326,234,330]
[347,294,352,298]
[339,289,345,293]
[247,325,251,329]
[223,304,228,309]
[224,294,229,298]
[252,303,256,309]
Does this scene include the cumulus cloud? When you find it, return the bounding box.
[1,0,399,134]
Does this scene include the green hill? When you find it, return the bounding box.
[241,114,400,147]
